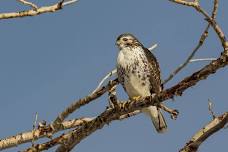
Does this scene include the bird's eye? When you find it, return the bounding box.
[122,38,128,41]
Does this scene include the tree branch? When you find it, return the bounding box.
[180,112,228,152]
[0,0,79,20]
[51,79,118,131]
[0,118,93,151]
[164,0,219,85]
[163,24,210,84]
[171,0,227,49]
[17,0,38,10]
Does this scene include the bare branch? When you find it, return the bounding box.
[17,0,38,10]
[180,112,228,152]
[51,79,118,131]
[189,58,216,62]
[164,0,221,85]
[171,0,226,49]
[208,100,216,119]
[23,110,141,152]
[148,43,158,51]
[163,24,210,85]
[92,69,117,94]
[0,118,93,150]
[32,112,38,146]
[0,0,79,20]
[119,110,141,120]
[169,0,199,7]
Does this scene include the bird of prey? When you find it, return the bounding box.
[116,33,167,133]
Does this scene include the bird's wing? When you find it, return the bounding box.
[143,47,162,93]
[117,64,127,91]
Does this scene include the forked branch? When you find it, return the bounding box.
[0,0,79,20]
[180,112,228,152]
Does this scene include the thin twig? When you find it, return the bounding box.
[62,0,79,6]
[163,24,210,85]
[92,69,117,94]
[189,58,216,62]
[17,0,38,10]
[208,99,216,119]
[32,112,38,146]
[148,43,158,51]
[169,0,199,7]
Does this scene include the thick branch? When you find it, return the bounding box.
[0,0,78,20]
[22,110,142,152]
[180,112,228,152]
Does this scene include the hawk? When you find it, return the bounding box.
[116,33,167,133]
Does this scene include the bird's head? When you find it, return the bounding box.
[116,33,141,50]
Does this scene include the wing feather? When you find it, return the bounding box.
[142,47,162,93]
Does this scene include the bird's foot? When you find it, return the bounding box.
[132,96,142,101]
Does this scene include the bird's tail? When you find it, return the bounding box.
[142,106,167,133]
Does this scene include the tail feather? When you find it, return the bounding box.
[142,106,167,133]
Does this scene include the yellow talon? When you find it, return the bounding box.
[132,96,141,101]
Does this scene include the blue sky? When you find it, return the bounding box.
[0,0,227,151]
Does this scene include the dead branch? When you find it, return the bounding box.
[163,0,219,85]
[0,0,78,20]
[17,0,38,10]
[0,118,93,151]
[171,0,226,48]
[180,112,228,152]
[189,58,216,62]
[51,79,118,131]
[22,111,141,152]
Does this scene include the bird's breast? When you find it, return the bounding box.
[117,48,151,98]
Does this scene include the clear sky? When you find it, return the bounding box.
[0,0,227,151]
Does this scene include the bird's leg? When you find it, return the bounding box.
[158,103,179,120]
